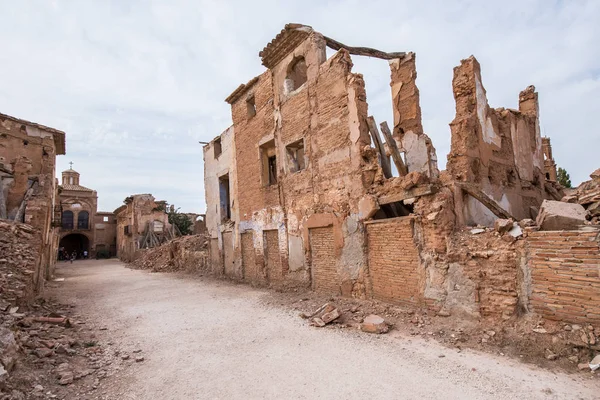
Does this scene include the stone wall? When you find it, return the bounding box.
[0,221,41,306]
[527,230,600,324]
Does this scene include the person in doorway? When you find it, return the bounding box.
[83,250,88,259]
[71,251,76,263]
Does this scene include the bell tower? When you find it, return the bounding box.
[62,162,80,186]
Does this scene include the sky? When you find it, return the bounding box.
[0,0,598,213]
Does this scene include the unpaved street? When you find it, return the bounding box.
[51,260,598,400]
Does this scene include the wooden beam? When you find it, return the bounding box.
[458,182,515,220]
[380,121,408,176]
[544,181,563,201]
[13,181,38,223]
[378,184,436,205]
[366,116,393,179]
[323,36,407,60]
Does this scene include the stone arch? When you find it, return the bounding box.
[59,233,91,259]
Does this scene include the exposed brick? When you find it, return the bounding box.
[309,226,338,294]
[264,230,283,284]
[367,219,421,305]
[528,230,600,324]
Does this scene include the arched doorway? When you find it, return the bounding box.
[59,234,90,260]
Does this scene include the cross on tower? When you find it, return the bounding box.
[69,161,73,170]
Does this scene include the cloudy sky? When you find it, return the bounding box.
[0,0,598,213]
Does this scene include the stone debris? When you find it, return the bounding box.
[130,234,208,273]
[494,219,513,234]
[360,315,389,334]
[307,303,342,327]
[536,200,587,231]
[589,354,600,371]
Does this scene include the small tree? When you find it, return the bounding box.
[167,207,193,235]
[557,167,572,188]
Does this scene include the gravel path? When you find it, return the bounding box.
[52,260,598,400]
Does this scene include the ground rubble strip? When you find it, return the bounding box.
[0,221,138,399]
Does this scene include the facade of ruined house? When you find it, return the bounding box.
[114,194,171,262]
[0,112,65,289]
[203,24,599,325]
[93,212,117,257]
[58,167,117,258]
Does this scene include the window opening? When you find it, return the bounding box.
[286,139,306,173]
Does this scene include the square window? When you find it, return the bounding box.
[246,96,256,119]
[259,140,277,186]
[103,216,109,222]
[214,137,222,158]
[286,139,306,173]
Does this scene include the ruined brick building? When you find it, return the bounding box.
[204,24,598,325]
[58,166,117,258]
[0,112,65,289]
[114,194,172,262]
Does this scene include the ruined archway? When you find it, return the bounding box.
[59,233,90,259]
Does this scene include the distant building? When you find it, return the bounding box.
[58,167,116,258]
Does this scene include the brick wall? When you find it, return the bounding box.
[232,71,279,219]
[241,232,261,284]
[367,218,421,305]
[309,226,338,294]
[528,230,600,324]
[264,230,282,284]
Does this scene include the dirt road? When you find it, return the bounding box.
[51,260,598,399]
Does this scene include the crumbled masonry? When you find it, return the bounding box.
[202,23,600,326]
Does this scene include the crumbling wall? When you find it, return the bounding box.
[221,30,373,293]
[0,221,41,306]
[389,53,438,178]
[114,194,170,262]
[527,229,600,324]
[447,56,546,226]
[0,114,64,287]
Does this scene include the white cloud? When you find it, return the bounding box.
[0,0,598,212]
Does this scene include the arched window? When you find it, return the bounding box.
[285,56,307,93]
[77,211,89,230]
[62,211,74,229]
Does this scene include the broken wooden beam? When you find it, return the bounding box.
[323,36,407,60]
[457,182,515,220]
[366,116,393,179]
[380,121,408,176]
[13,181,38,223]
[378,184,436,205]
[544,181,563,201]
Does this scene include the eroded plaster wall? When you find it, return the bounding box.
[447,56,547,225]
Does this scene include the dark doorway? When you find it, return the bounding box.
[59,234,90,259]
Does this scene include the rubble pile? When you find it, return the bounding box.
[0,296,131,399]
[0,221,41,307]
[564,168,600,224]
[130,234,208,273]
